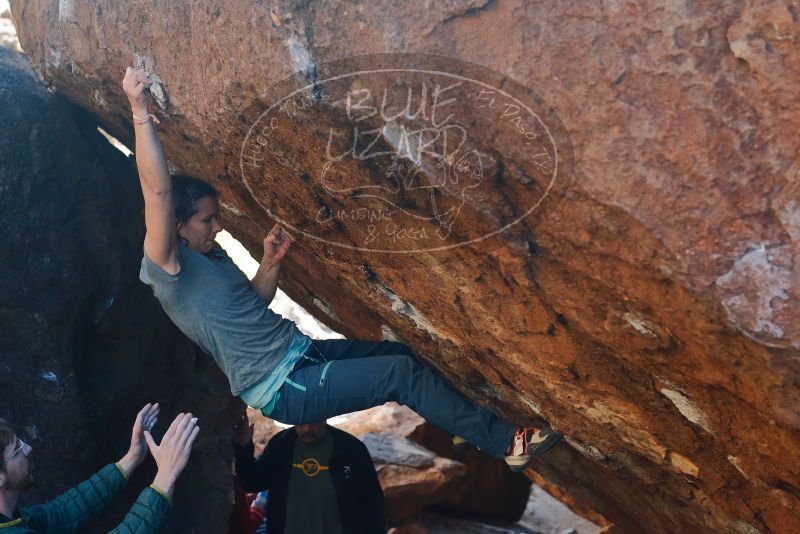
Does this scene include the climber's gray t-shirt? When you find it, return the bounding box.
[139,241,298,395]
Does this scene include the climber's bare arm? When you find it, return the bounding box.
[122,67,178,274]
[251,224,292,304]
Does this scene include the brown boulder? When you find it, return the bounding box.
[339,404,533,521]
[335,403,427,438]
[362,432,468,523]
[387,512,540,534]
[409,423,533,522]
[9,1,800,531]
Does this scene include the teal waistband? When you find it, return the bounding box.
[240,331,313,411]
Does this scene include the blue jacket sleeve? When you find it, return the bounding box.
[20,463,127,533]
[106,486,170,534]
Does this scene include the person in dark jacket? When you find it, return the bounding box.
[0,405,200,533]
[233,414,385,534]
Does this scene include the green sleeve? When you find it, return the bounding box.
[0,517,35,533]
[20,463,127,533]
[106,486,170,534]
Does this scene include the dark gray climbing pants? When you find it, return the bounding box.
[267,339,517,458]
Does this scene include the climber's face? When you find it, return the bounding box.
[295,422,327,444]
[1,435,34,492]
[177,196,223,254]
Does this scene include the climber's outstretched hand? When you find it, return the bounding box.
[262,223,293,265]
[122,67,152,114]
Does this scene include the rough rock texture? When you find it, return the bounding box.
[518,485,601,534]
[336,403,427,440]
[388,512,539,534]
[340,404,532,521]
[0,1,19,50]
[9,1,800,532]
[0,47,242,532]
[410,422,534,521]
[361,432,468,523]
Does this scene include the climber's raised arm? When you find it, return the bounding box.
[122,67,178,274]
[250,224,293,304]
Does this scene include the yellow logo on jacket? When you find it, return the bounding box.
[292,458,330,477]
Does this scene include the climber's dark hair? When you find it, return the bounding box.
[0,418,15,472]
[172,175,219,224]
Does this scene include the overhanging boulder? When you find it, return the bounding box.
[9,1,800,531]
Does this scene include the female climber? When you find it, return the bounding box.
[122,66,561,472]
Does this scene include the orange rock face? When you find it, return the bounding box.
[10,1,799,531]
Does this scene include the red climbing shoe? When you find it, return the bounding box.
[504,424,562,472]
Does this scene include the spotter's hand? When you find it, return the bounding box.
[127,402,160,465]
[233,412,254,447]
[144,412,200,487]
[262,223,292,265]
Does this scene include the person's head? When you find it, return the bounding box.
[0,419,33,493]
[172,175,222,254]
[294,422,327,444]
